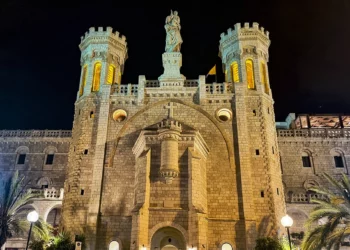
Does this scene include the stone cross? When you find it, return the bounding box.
[165,102,178,119]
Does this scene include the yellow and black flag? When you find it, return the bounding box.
[206,65,217,82]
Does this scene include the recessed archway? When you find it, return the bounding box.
[151,227,186,250]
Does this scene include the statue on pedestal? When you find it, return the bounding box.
[165,10,183,52]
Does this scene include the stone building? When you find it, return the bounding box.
[277,113,350,234]
[60,17,285,250]
[0,130,70,249]
[1,12,348,250]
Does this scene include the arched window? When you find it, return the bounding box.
[44,146,57,165]
[92,62,102,92]
[245,59,255,89]
[79,65,88,96]
[222,243,233,250]
[332,151,345,168]
[302,151,311,168]
[231,61,240,83]
[16,146,29,165]
[261,62,269,94]
[109,241,119,250]
[107,64,116,84]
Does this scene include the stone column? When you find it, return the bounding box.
[157,119,182,184]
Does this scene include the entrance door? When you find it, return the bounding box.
[151,227,185,250]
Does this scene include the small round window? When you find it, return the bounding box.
[216,108,232,122]
[112,109,127,122]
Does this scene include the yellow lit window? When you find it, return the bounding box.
[231,61,240,83]
[261,62,269,94]
[92,62,102,92]
[245,59,255,89]
[107,64,115,84]
[79,65,88,96]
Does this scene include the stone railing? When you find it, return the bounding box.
[0,130,72,138]
[114,84,138,95]
[145,80,199,88]
[28,188,64,200]
[278,129,350,138]
[205,82,233,94]
[289,193,327,203]
[183,80,199,87]
[145,80,160,88]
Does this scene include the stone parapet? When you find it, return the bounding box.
[0,130,72,138]
[278,128,350,138]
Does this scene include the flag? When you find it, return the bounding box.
[206,65,217,82]
[207,65,216,76]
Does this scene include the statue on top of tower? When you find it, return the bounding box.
[165,10,183,52]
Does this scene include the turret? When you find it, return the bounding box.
[61,27,128,250]
[77,26,128,98]
[219,22,286,248]
[219,22,271,95]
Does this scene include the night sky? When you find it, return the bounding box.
[1,2,350,130]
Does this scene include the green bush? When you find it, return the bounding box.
[255,237,283,250]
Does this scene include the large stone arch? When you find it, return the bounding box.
[111,98,234,167]
[43,201,62,222]
[149,222,188,249]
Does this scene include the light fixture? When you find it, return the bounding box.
[25,210,39,250]
[27,210,39,223]
[281,214,293,228]
[281,214,293,250]
[142,244,146,250]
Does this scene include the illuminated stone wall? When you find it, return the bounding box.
[278,129,350,234]
[0,131,69,249]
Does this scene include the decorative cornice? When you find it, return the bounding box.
[132,128,209,159]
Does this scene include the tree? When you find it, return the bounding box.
[0,170,38,248]
[302,173,350,250]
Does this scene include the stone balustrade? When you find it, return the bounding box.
[289,193,327,203]
[278,129,350,138]
[28,188,64,200]
[0,130,72,138]
[205,82,233,94]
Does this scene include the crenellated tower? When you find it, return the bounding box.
[219,22,286,247]
[61,26,128,249]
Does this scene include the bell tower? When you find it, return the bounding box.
[61,27,128,250]
[219,22,286,248]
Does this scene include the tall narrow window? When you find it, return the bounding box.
[107,64,116,84]
[92,62,102,92]
[46,154,54,165]
[334,156,344,168]
[79,65,88,96]
[302,152,311,168]
[224,70,228,82]
[231,61,240,83]
[17,154,26,164]
[261,62,269,94]
[331,150,345,168]
[245,59,255,89]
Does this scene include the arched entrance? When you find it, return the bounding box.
[151,227,186,250]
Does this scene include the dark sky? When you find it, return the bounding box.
[1,2,350,130]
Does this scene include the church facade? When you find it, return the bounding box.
[1,12,349,250]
